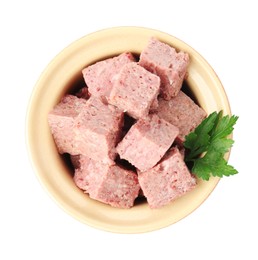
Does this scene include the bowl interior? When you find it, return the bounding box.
[26,27,231,233]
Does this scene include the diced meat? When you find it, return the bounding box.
[74,96,124,163]
[48,40,201,209]
[139,37,189,100]
[92,165,140,208]
[116,114,179,172]
[48,95,87,154]
[109,62,160,119]
[138,147,196,208]
[156,91,206,143]
[73,156,140,208]
[73,155,109,192]
[75,87,90,99]
[82,52,135,98]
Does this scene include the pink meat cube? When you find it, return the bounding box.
[74,96,124,163]
[82,52,135,97]
[116,114,179,172]
[156,91,206,143]
[73,156,140,208]
[48,95,87,155]
[109,62,160,119]
[138,147,196,208]
[139,37,189,100]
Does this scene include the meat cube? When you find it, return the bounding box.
[116,114,179,172]
[156,91,206,143]
[48,95,87,155]
[109,62,160,119]
[74,96,124,163]
[73,155,108,192]
[139,37,189,100]
[138,147,196,208]
[73,156,140,208]
[82,52,135,97]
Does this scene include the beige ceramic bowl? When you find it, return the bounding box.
[26,27,231,233]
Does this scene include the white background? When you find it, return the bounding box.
[1,0,257,259]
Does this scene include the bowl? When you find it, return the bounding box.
[26,26,231,233]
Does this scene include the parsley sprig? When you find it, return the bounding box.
[184,111,238,181]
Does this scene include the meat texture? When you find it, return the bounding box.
[138,147,196,208]
[139,37,189,100]
[116,114,179,172]
[48,95,87,154]
[74,96,124,163]
[109,62,160,119]
[73,155,140,208]
[82,52,135,98]
[156,91,206,143]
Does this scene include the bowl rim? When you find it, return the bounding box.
[26,26,231,233]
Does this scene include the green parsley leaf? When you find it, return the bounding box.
[184,111,238,181]
[184,111,218,160]
[192,150,238,180]
[210,138,234,154]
